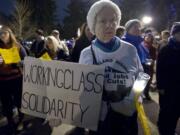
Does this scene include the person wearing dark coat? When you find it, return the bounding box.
[30,29,45,57]
[156,22,180,135]
[157,30,170,53]
[71,23,93,62]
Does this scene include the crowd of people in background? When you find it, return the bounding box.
[0,0,180,135]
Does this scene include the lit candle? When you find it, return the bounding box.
[132,72,150,94]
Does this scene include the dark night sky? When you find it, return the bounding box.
[56,0,70,23]
[0,0,69,23]
[0,0,151,23]
[0,0,14,15]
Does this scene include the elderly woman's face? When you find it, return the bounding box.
[95,7,117,42]
[128,23,141,36]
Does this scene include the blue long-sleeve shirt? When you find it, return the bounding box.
[122,33,149,64]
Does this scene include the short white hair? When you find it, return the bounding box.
[125,19,141,32]
[87,0,121,34]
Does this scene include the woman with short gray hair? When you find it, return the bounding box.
[79,0,143,134]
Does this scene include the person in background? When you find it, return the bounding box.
[66,38,75,55]
[79,0,143,134]
[116,26,125,38]
[71,23,94,62]
[39,36,68,60]
[122,19,151,100]
[64,22,94,135]
[51,29,70,58]
[30,29,45,57]
[157,30,170,53]
[142,33,156,100]
[0,26,27,134]
[156,22,180,135]
[122,19,149,66]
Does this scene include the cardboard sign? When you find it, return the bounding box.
[22,57,105,130]
[39,52,52,60]
[0,47,21,64]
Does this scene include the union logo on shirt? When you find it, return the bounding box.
[102,59,135,102]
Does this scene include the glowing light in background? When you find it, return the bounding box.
[142,16,152,25]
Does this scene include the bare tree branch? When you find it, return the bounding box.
[9,0,35,40]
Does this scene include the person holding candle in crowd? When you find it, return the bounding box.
[48,1,143,134]
[78,0,143,134]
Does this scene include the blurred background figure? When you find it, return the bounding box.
[116,26,125,38]
[157,30,170,53]
[0,26,27,135]
[71,23,93,62]
[142,32,157,100]
[122,19,152,100]
[65,38,75,55]
[156,22,180,135]
[51,29,69,58]
[30,29,45,57]
[39,36,68,60]
[122,19,149,66]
